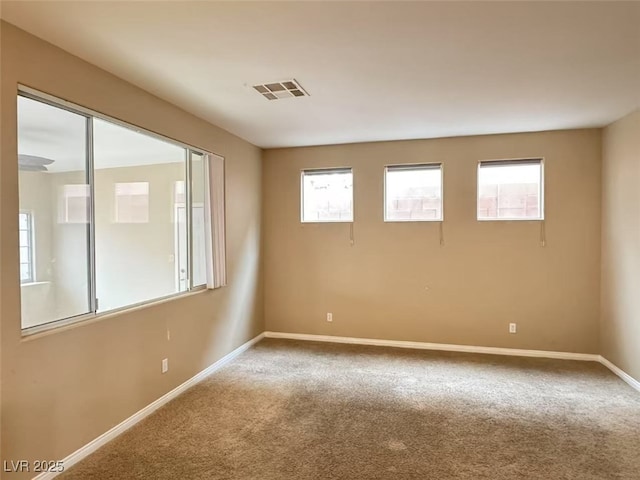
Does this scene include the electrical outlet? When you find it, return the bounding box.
[162,358,169,373]
[326,312,333,322]
[509,323,517,334]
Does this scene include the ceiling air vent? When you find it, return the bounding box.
[253,79,309,100]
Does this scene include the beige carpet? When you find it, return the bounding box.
[59,339,640,479]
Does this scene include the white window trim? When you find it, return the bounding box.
[18,210,36,284]
[383,162,444,223]
[476,157,545,222]
[300,167,354,224]
[18,86,222,337]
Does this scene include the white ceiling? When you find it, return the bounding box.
[3,1,639,149]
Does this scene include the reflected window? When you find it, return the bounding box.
[59,184,89,224]
[18,211,35,284]
[114,182,149,224]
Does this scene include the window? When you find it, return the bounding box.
[385,164,443,221]
[59,184,90,224]
[189,151,208,287]
[477,159,544,220]
[18,212,35,284]
[93,118,188,312]
[18,94,92,329]
[301,168,353,222]
[171,152,207,291]
[17,89,218,332]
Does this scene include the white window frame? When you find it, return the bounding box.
[300,167,354,223]
[18,86,220,336]
[384,163,444,222]
[18,210,36,284]
[477,158,545,222]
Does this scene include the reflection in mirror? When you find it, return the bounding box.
[18,96,91,329]
[93,118,188,312]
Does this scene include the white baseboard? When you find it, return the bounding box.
[599,356,640,393]
[32,332,265,480]
[263,331,600,361]
[265,331,640,394]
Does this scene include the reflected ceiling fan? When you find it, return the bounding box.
[18,154,55,172]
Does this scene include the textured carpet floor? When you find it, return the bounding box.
[59,339,640,479]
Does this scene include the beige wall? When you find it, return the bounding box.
[263,129,602,354]
[600,109,640,380]
[1,21,263,478]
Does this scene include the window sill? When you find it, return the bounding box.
[21,281,51,288]
[384,219,443,223]
[301,220,354,224]
[477,218,545,222]
[21,286,208,341]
